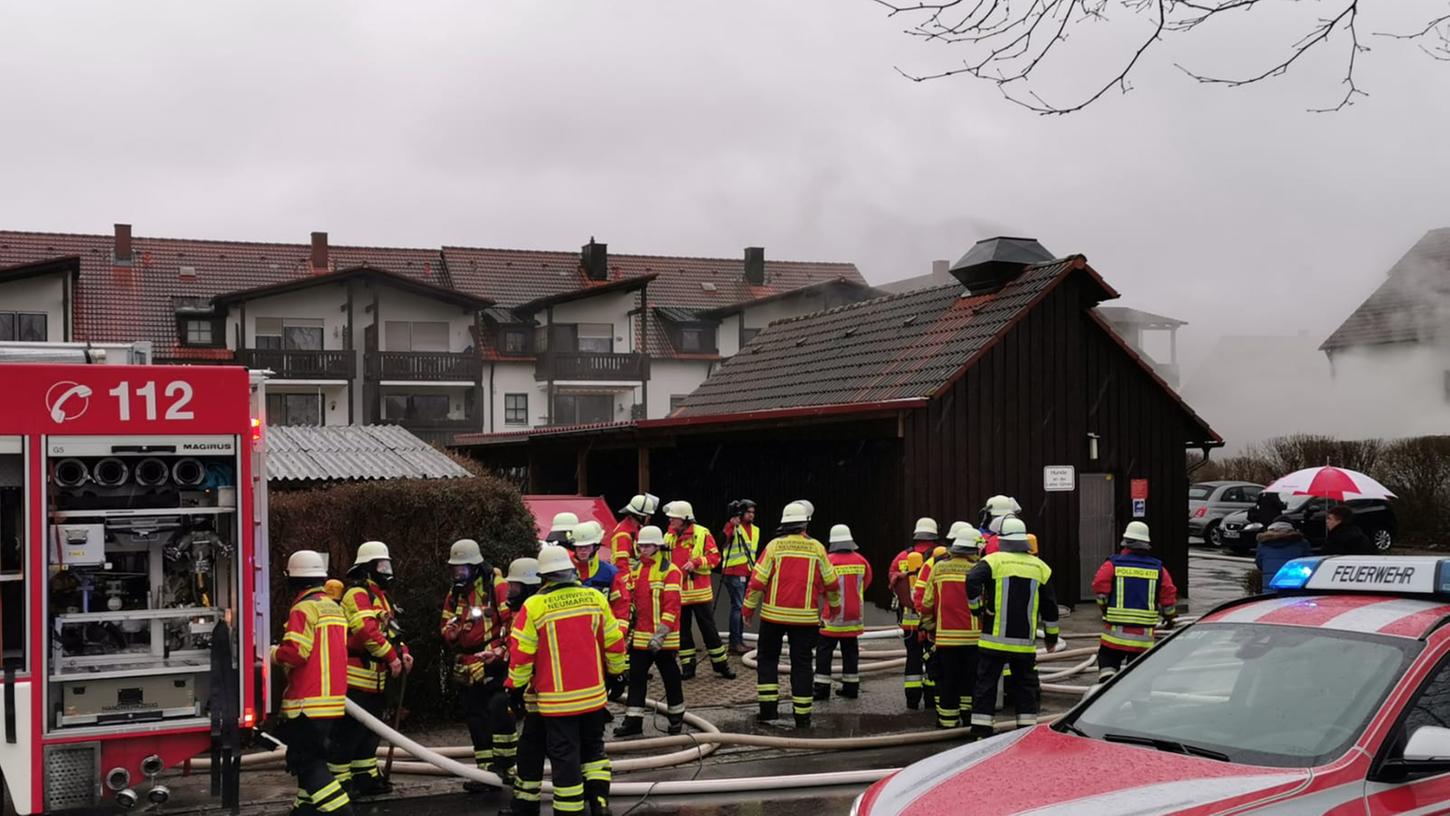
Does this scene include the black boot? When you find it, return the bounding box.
[837,683,859,699]
[680,661,696,680]
[489,763,515,788]
[794,713,811,729]
[464,779,494,794]
[712,660,736,680]
[352,774,393,797]
[905,689,922,710]
[756,702,778,722]
[813,683,830,701]
[923,686,937,712]
[969,724,995,740]
[612,716,644,738]
[666,713,685,735]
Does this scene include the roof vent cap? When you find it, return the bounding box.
[949,237,1054,295]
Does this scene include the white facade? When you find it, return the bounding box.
[0,274,66,342]
[647,359,715,418]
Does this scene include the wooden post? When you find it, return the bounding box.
[527,449,541,493]
[636,446,650,493]
[576,447,589,495]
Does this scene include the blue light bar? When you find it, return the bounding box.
[1269,558,1322,591]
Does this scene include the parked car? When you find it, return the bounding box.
[1218,494,1397,556]
[1189,480,1264,546]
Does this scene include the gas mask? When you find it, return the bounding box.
[451,564,474,586]
[371,559,394,588]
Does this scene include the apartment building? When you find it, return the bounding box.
[0,225,871,442]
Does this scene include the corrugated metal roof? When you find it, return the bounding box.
[265,424,472,482]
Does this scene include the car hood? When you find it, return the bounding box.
[861,727,1312,816]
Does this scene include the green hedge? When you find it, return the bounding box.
[269,463,536,724]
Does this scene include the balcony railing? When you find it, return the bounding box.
[367,351,482,381]
[379,417,481,447]
[535,352,649,382]
[240,348,354,380]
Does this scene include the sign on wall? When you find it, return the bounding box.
[1043,465,1076,492]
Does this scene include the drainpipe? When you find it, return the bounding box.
[1187,443,1219,476]
[488,362,495,433]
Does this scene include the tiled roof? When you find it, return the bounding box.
[675,259,1083,416]
[265,424,473,481]
[1322,228,1450,351]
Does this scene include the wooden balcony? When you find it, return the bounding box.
[240,348,353,380]
[366,351,482,381]
[382,417,480,447]
[535,352,649,382]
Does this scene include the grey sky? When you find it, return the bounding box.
[2,1,1449,374]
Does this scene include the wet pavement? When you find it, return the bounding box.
[158,555,1250,816]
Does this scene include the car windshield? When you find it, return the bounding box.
[1067,622,1417,768]
[1189,485,1214,500]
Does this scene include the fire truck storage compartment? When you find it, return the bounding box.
[45,435,239,730]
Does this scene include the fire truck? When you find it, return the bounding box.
[0,359,267,813]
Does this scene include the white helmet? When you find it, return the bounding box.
[666,500,694,520]
[286,550,327,579]
[1123,521,1151,547]
[913,517,939,540]
[946,521,970,539]
[620,493,660,517]
[636,525,666,550]
[999,518,1030,552]
[950,527,985,554]
[984,495,1021,517]
[448,538,484,566]
[506,557,540,585]
[828,524,857,552]
[354,540,390,566]
[537,545,575,577]
[572,520,605,548]
[794,499,815,520]
[780,501,810,526]
[550,512,580,535]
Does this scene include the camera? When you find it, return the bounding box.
[727,500,742,517]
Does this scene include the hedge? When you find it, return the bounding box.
[268,461,536,724]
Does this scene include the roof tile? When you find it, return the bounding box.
[1322,228,1450,351]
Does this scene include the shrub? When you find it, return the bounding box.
[269,468,536,724]
[1378,436,1450,545]
[1242,568,1263,597]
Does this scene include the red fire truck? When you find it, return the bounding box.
[0,361,266,813]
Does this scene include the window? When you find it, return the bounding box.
[1221,486,1244,503]
[505,394,528,425]
[0,312,48,342]
[266,393,323,426]
[577,323,613,354]
[254,317,282,349]
[387,320,449,352]
[553,394,612,425]
[741,327,760,346]
[284,320,324,350]
[383,393,450,422]
[501,327,531,354]
[672,322,716,353]
[1398,656,1450,753]
[669,394,689,413]
[182,319,214,346]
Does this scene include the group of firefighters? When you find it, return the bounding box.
[269,492,1178,816]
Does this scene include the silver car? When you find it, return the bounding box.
[1189,480,1264,546]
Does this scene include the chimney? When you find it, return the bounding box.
[581,237,608,281]
[948,237,1054,295]
[930,259,950,285]
[744,247,766,286]
[114,223,132,264]
[310,231,329,272]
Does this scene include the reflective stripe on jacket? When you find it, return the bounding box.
[745,534,841,625]
[667,524,720,605]
[966,551,1059,654]
[889,544,933,631]
[441,571,511,686]
[721,521,759,576]
[1092,551,1178,652]
[609,517,641,570]
[506,582,627,716]
[342,581,407,692]
[578,554,633,639]
[276,587,349,719]
[821,552,872,637]
[920,555,982,647]
[628,553,682,651]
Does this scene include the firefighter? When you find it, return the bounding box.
[1092,521,1178,682]
[613,525,688,738]
[814,524,872,700]
[920,527,985,729]
[545,512,579,546]
[505,545,627,816]
[744,502,840,728]
[440,538,516,794]
[505,557,541,611]
[664,501,735,679]
[328,541,410,797]
[967,518,1059,739]
[913,522,964,707]
[272,550,352,816]
[979,495,1020,555]
[569,520,631,706]
[889,518,939,710]
[720,499,759,655]
[609,493,659,570]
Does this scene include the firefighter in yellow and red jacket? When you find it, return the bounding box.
[612,524,688,738]
[440,538,516,794]
[609,493,659,570]
[665,501,735,679]
[914,522,968,710]
[328,541,411,797]
[814,524,873,701]
[889,518,939,710]
[505,545,627,816]
[744,501,840,728]
[919,526,985,729]
[273,550,353,816]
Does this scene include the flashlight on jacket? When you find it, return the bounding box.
[469,606,484,620]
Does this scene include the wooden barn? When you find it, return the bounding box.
[454,239,1221,602]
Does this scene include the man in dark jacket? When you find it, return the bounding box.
[1324,506,1375,555]
[1256,522,1313,590]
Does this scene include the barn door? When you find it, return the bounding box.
[1078,473,1116,601]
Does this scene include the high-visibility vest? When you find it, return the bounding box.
[1101,552,1167,627]
[969,551,1059,655]
[506,582,627,716]
[276,587,349,719]
[821,552,872,637]
[920,556,981,647]
[441,572,511,686]
[578,554,633,639]
[745,534,841,625]
[341,580,407,692]
[628,553,682,651]
[721,523,759,572]
[667,524,719,605]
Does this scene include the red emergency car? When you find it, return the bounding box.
[855,555,1450,815]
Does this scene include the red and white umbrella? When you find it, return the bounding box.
[1264,466,1396,502]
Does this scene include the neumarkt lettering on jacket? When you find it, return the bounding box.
[275,587,349,719]
[341,580,409,693]
[745,534,841,625]
[506,583,627,716]
[667,524,721,605]
[966,551,1059,654]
